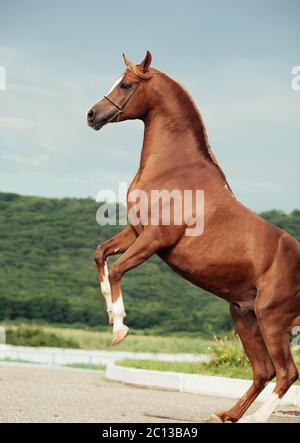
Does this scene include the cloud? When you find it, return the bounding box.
[0,115,31,130]
[0,151,51,171]
[0,46,17,64]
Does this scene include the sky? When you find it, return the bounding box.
[0,0,299,212]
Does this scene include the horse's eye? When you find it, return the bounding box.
[120,82,130,89]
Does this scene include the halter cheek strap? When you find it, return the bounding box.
[103,80,142,123]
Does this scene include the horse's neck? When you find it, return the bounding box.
[138,92,230,193]
[141,113,200,164]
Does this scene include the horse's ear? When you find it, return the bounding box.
[123,53,132,67]
[139,50,152,73]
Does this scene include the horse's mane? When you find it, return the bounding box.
[159,70,234,195]
[195,103,234,195]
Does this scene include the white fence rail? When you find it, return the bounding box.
[0,344,208,368]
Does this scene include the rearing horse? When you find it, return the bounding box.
[87,51,300,423]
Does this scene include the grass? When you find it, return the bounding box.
[117,359,254,378]
[0,321,210,354]
[5,326,79,348]
[117,336,300,385]
[64,362,105,370]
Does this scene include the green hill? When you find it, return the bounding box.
[0,192,299,337]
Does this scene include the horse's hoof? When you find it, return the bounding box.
[205,414,223,423]
[107,311,113,325]
[112,326,129,346]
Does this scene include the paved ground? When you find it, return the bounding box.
[0,363,299,423]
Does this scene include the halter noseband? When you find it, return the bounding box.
[103,80,142,123]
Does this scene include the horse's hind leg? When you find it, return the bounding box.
[207,304,275,423]
[239,308,299,422]
[239,240,300,423]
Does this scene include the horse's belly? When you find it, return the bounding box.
[158,237,256,301]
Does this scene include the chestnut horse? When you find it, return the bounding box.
[87,52,300,423]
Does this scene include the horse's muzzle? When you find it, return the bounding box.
[87,108,104,130]
[87,99,120,131]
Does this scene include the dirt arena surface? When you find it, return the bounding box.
[0,363,299,423]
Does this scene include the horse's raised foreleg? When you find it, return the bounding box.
[208,304,275,423]
[95,226,137,324]
[107,226,179,345]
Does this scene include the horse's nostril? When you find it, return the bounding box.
[87,109,94,122]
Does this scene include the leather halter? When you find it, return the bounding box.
[103,80,142,123]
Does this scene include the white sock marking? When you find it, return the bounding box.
[100,262,112,313]
[239,393,280,423]
[112,292,126,332]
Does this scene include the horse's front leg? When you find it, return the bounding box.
[108,226,181,345]
[95,225,137,324]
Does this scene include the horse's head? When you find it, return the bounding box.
[87,51,153,130]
